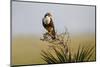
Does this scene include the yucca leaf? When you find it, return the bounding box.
[53,47,66,62]
[41,50,58,63]
[59,47,67,62]
[85,46,94,61]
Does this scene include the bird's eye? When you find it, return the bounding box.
[44,14,47,17]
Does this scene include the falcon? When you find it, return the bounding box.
[42,12,56,39]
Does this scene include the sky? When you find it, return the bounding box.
[12,1,95,36]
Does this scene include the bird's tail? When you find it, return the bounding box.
[51,29,56,39]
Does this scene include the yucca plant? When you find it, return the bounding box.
[41,28,72,63]
[74,45,94,62]
[41,45,94,63]
[41,47,73,64]
[41,28,95,63]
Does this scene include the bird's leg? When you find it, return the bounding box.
[48,31,52,35]
[48,28,53,35]
[43,32,49,36]
[48,31,55,40]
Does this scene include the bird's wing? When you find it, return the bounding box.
[50,18,55,30]
[50,18,56,35]
[42,18,46,28]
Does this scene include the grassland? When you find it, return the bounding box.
[12,34,96,65]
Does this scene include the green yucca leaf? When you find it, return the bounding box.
[41,44,95,63]
[53,47,66,62]
[59,47,67,62]
[68,51,72,62]
[78,46,86,61]
[41,50,58,63]
[74,45,94,62]
[74,45,80,62]
[85,46,94,61]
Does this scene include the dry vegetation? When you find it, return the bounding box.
[12,29,95,66]
[40,29,96,64]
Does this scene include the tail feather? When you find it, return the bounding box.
[51,28,56,39]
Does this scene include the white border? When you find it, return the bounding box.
[0,0,100,67]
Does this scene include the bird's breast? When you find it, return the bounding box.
[43,16,51,24]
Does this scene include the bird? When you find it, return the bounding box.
[42,12,56,40]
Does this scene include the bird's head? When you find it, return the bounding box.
[44,12,52,18]
[43,12,53,24]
